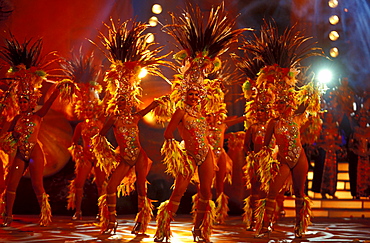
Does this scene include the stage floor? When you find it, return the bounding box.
[1,214,370,242]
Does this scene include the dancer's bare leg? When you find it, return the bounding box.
[73,162,93,216]
[4,156,25,221]
[106,161,131,223]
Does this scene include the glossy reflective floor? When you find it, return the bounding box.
[1,214,370,242]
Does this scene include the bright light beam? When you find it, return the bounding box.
[139,68,148,79]
[317,69,333,84]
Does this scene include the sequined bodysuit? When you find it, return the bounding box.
[275,117,302,168]
[253,123,266,150]
[81,118,102,161]
[113,114,141,166]
[180,111,209,165]
[14,112,40,161]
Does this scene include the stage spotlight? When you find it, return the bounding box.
[328,0,338,8]
[329,15,340,25]
[329,30,339,41]
[145,33,155,43]
[329,47,339,58]
[149,16,158,27]
[152,4,162,14]
[317,69,333,84]
[139,67,148,78]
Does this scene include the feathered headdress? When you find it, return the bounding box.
[231,46,267,126]
[92,18,172,114]
[0,33,60,118]
[234,20,326,123]
[60,49,102,119]
[163,2,250,110]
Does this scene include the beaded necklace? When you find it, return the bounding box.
[117,111,134,125]
[184,104,201,118]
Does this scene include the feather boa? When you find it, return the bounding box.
[117,166,136,197]
[154,200,173,240]
[297,196,313,234]
[134,196,154,233]
[91,134,117,175]
[68,144,87,172]
[38,193,52,226]
[254,198,266,235]
[0,133,17,155]
[243,151,257,190]
[256,146,279,192]
[152,95,174,125]
[161,139,194,178]
[66,180,76,210]
[215,192,229,224]
[242,195,253,228]
[199,200,216,242]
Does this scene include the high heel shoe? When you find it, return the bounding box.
[131,222,142,234]
[294,224,303,238]
[2,215,13,227]
[246,220,256,232]
[102,221,118,235]
[72,211,82,220]
[154,235,169,242]
[254,222,272,238]
[192,228,210,242]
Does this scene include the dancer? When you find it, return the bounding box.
[202,78,245,225]
[242,87,288,231]
[62,52,107,220]
[207,110,245,225]
[243,104,274,231]
[255,70,321,239]
[155,87,216,242]
[68,102,106,220]
[233,20,325,238]
[154,3,247,242]
[348,114,370,198]
[90,18,171,235]
[232,29,278,232]
[2,84,62,227]
[0,35,71,227]
[260,91,311,237]
[96,95,159,234]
